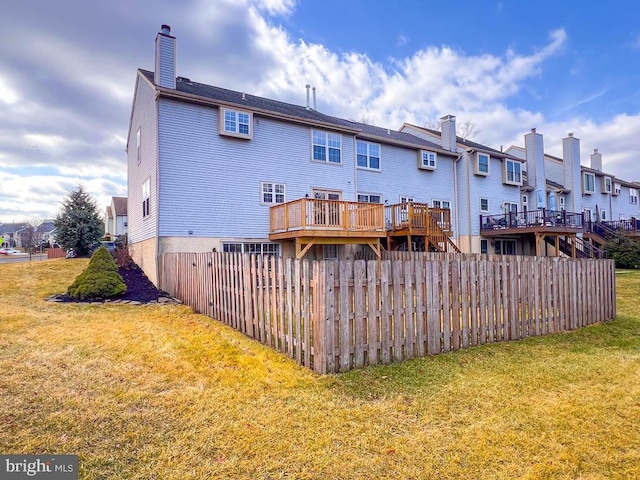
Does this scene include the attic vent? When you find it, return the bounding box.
[242,92,246,100]
[177,76,192,85]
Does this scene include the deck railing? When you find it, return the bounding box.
[480,209,584,231]
[385,202,452,233]
[270,198,385,234]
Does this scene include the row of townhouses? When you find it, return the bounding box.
[127,26,640,285]
[0,221,56,248]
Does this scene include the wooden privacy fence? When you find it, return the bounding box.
[158,252,616,374]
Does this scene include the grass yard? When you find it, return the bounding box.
[1,259,639,479]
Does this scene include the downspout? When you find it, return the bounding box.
[353,135,358,200]
[466,149,474,252]
[155,92,161,288]
[453,152,463,248]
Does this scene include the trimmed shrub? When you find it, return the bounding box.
[67,247,126,300]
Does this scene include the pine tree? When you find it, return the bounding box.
[54,185,104,257]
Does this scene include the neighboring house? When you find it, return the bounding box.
[0,223,29,248]
[35,220,57,247]
[104,196,128,239]
[128,25,639,284]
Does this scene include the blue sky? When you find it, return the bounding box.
[0,0,639,222]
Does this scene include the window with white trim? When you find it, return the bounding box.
[312,130,342,164]
[600,210,607,220]
[603,176,612,194]
[357,141,380,170]
[357,193,382,203]
[480,197,489,212]
[503,202,518,215]
[630,188,638,205]
[142,178,150,218]
[261,182,285,205]
[432,199,451,226]
[400,195,415,204]
[559,196,565,211]
[136,127,141,165]
[583,172,595,194]
[220,108,252,138]
[583,208,593,222]
[222,242,280,256]
[475,153,490,176]
[614,182,621,196]
[504,159,522,185]
[419,150,437,170]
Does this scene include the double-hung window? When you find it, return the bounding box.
[603,177,612,194]
[312,130,342,164]
[261,182,285,205]
[480,198,489,212]
[419,150,437,170]
[357,141,380,170]
[504,159,522,185]
[630,189,638,205]
[614,183,621,196]
[142,178,150,218]
[583,173,595,194]
[220,108,252,138]
[475,153,490,176]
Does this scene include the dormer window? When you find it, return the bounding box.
[475,153,489,176]
[583,173,595,194]
[503,159,522,185]
[418,150,437,170]
[219,108,252,139]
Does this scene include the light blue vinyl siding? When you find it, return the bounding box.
[156,35,175,89]
[157,99,356,237]
[127,75,158,243]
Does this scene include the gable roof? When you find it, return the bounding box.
[401,123,518,159]
[138,70,451,155]
[112,196,128,216]
[35,221,56,234]
[0,222,29,234]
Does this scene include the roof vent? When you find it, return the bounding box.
[242,92,246,100]
[177,76,192,85]
[161,24,171,35]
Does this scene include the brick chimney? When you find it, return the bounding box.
[562,133,582,213]
[440,115,457,151]
[155,24,176,89]
[590,148,602,171]
[525,128,546,207]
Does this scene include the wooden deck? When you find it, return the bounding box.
[269,198,386,258]
[480,210,585,237]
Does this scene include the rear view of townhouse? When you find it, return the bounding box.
[128,26,640,285]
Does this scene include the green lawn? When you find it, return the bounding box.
[1,259,639,479]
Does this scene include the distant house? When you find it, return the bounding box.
[104,196,128,239]
[0,223,29,248]
[35,220,57,247]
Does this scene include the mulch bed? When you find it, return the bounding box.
[49,263,176,304]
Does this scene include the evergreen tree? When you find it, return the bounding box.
[54,185,104,257]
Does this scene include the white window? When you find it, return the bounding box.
[136,127,141,164]
[480,198,489,212]
[313,189,342,201]
[494,239,517,255]
[142,178,150,218]
[312,130,342,164]
[583,208,593,222]
[222,242,280,256]
[559,196,565,211]
[504,159,522,185]
[432,199,451,226]
[614,182,621,196]
[583,173,595,194]
[357,141,380,170]
[475,153,490,176]
[357,193,382,203]
[419,150,437,170]
[503,202,518,214]
[220,108,252,138]
[600,210,607,220]
[261,182,285,205]
[603,177,612,194]
[432,200,451,210]
[631,189,638,205]
[400,195,415,204]
[522,195,528,212]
